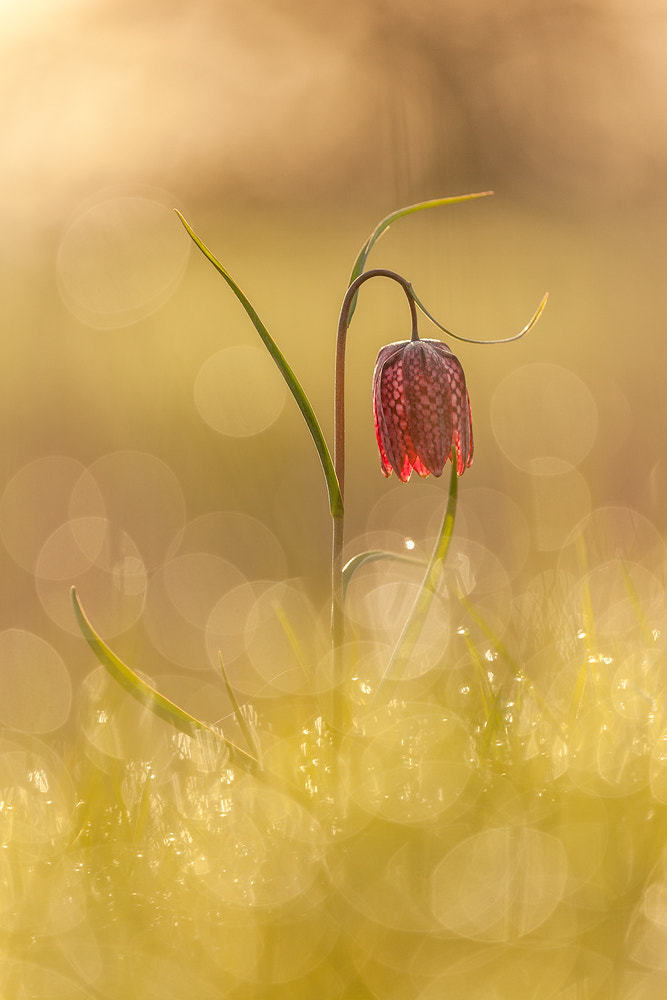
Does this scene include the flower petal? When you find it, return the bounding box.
[372,336,473,482]
[373,342,420,482]
[401,341,454,477]
[373,344,404,478]
[435,347,472,474]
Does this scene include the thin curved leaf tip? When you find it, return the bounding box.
[70,587,258,770]
[413,289,549,346]
[345,191,494,324]
[350,191,494,286]
[174,210,343,519]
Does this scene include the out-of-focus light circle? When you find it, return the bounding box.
[189,780,321,909]
[168,511,287,581]
[354,704,471,824]
[431,826,568,941]
[194,346,287,437]
[56,191,190,329]
[71,451,186,571]
[0,456,95,573]
[581,560,667,639]
[345,561,451,679]
[0,734,75,859]
[491,363,597,473]
[243,582,328,695]
[144,554,246,671]
[162,553,245,629]
[569,704,649,796]
[81,666,173,766]
[368,482,454,543]
[456,486,530,579]
[36,520,147,636]
[206,582,264,668]
[612,652,662,724]
[32,516,106,580]
[0,630,71,733]
[446,537,513,645]
[529,464,592,551]
[559,505,666,579]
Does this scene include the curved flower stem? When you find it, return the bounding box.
[373,458,458,703]
[332,268,419,733]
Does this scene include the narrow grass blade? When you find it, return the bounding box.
[619,557,655,644]
[575,536,597,655]
[216,651,262,766]
[478,685,507,759]
[458,627,495,719]
[71,587,258,772]
[175,211,343,519]
[458,591,565,737]
[346,191,493,322]
[457,592,521,677]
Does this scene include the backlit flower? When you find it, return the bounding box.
[372,338,473,482]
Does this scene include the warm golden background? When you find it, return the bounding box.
[1,0,666,717]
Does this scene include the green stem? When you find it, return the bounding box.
[332,269,419,734]
[373,458,459,702]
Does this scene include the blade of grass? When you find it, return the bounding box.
[458,627,495,719]
[216,651,262,767]
[175,210,343,519]
[575,536,597,656]
[458,590,565,737]
[71,587,258,772]
[478,684,507,760]
[619,556,655,644]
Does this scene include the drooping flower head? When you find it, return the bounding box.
[372,337,473,482]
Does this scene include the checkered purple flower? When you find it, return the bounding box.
[372,338,473,482]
